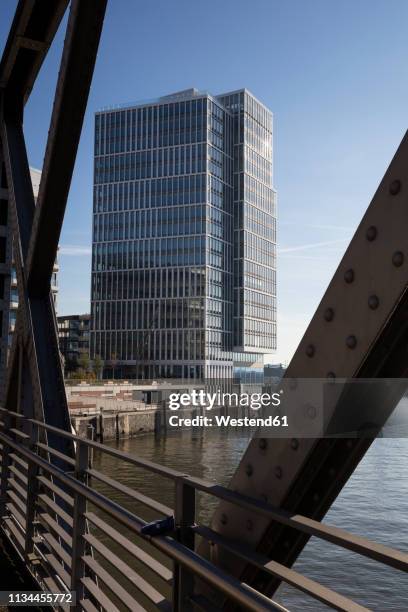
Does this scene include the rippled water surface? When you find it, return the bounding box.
[92,427,408,611]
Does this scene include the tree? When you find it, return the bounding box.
[78,352,90,373]
[93,354,104,380]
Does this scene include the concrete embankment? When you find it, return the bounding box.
[65,380,197,441]
[71,408,164,441]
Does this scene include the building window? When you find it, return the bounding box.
[0,237,6,263]
[0,200,8,226]
[0,163,7,189]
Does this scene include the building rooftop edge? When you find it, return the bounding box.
[95,87,272,115]
[217,87,272,114]
[96,88,212,113]
[57,313,91,319]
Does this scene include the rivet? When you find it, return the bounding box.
[346,335,357,349]
[344,269,354,283]
[368,295,379,310]
[307,404,316,419]
[290,438,299,450]
[289,378,297,390]
[245,464,253,477]
[324,307,334,322]
[328,468,336,477]
[392,251,404,267]
[258,438,267,450]
[312,493,320,503]
[246,520,253,531]
[220,513,228,525]
[366,226,377,241]
[306,344,315,357]
[389,179,401,195]
[274,466,283,479]
[326,371,336,380]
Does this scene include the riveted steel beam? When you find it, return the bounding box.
[0,0,107,464]
[0,0,69,105]
[26,0,108,299]
[0,112,72,451]
[204,131,408,600]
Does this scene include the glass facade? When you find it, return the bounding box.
[57,314,91,364]
[91,88,276,380]
[218,90,276,353]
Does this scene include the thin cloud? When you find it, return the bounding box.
[278,238,348,254]
[279,254,338,261]
[59,245,92,256]
[307,223,353,232]
[280,221,354,232]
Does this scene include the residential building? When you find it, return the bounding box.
[0,166,59,398]
[57,314,91,369]
[91,88,276,379]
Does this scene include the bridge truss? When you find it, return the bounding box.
[0,0,106,453]
[0,1,407,611]
[208,133,408,603]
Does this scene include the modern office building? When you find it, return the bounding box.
[57,314,91,369]
[0,167,59,398]
[91,88,276,380]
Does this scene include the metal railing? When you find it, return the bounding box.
[0,407,407,612]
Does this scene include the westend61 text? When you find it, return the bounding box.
[168,414,288,427]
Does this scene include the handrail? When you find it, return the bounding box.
[2,407,407,574]
[0,409,407,611]
[194,525,368,612]
[0,409,186,479]
[0,428,284,612]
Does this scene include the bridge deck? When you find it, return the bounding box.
[0,532,44,611]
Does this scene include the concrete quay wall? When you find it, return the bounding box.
[71,408,164,442]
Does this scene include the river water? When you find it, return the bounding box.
[92,425,408,611]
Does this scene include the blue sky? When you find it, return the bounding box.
[1,0,408,364]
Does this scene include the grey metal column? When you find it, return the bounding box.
[173,479,196,611]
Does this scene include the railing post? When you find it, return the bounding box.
[24,420,40,559]
[71,440,89,609]
[173,478,196,612]
[86,424,94,469]
[0,411,11,516]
